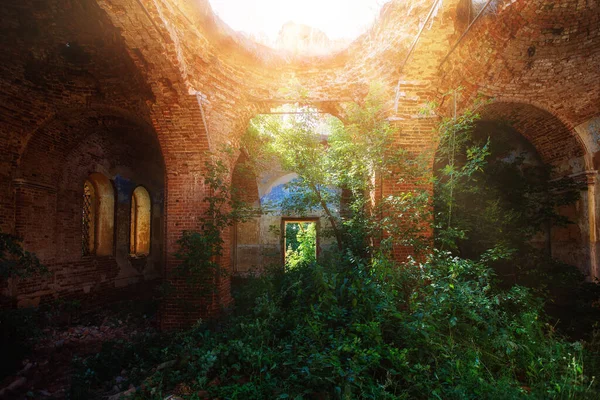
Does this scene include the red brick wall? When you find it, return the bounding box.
[2,0,600,326]
[378,115,439,262]
[4,112,166,308]
[231,153,260,205]
[0,0,164,308]
[438,0,600,138]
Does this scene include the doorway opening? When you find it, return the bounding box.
[282,218,318,269]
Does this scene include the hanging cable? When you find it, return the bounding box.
[438,0,495,68]
[393,0,444,113]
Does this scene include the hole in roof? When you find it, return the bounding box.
[209,0,386,55]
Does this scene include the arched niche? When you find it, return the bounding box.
[84,172,115,257]
[477,101,588,175]
[434,101,592,276]
[11,106,165,307]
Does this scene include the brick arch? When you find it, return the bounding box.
[573,114,600,171]
[17,107,164,187]
[15,107,166,258]
[477,101,589,174]
[18,105,155,160]
[249,100,347,123]
[10,106,167,307]
[459,101,594,276]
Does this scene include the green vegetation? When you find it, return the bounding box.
[72,252,598,399]
[0,231,48,279]
[0,231,48,379]
[69,88,600,399]
[433,94,600,337]
[285,222,317,270]
[245,85,431,257]
[170,151,255,294]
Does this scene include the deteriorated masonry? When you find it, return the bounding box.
[0,0,599,329]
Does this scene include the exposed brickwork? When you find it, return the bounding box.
[231,152,262,274]
[438,0,600,152]
[231,153,260,205]
[0,1,164,308]
[1,0,599,327]
[5,112,166,307]
[478,102,587,174]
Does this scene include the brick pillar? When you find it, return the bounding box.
[379,112,439,262]
[153,96,232,330]
[161,166,206,329]
[160,169,234,329]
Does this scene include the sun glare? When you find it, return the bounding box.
[208,0,385,54]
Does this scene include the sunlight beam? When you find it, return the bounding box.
[208,0,386,54]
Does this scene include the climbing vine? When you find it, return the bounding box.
[174,148,256,292]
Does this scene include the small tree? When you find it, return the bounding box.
[244,83,431,260]
[174,148,256,292]
[433,93,580,260]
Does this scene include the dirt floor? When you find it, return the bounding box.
[0,302,159,399]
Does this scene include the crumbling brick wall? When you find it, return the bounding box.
[2,0,599,328]
[0,0,164,308]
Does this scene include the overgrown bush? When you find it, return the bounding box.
[432,93,600,338]
[0,231,48,279]
[70,332,171,399]
[70,88,600,399]
[89,251,597,399]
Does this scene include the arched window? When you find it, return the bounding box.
[130,186,151,256]
[82,173,115,256]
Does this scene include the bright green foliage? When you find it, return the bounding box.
[248,108,345,249]
[93,252,597,399]
[285,222,317,270]
[245,83,431,256]
[173,150,255,291]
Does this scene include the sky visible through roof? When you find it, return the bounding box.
[209,0,385,45]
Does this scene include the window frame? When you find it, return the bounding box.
[129,185,152,257]
[280,217,320,266]
[81,173,115,258]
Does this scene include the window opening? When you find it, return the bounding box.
[130,186,151,256]
[82,180,96,255]
[283,219,317,269]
